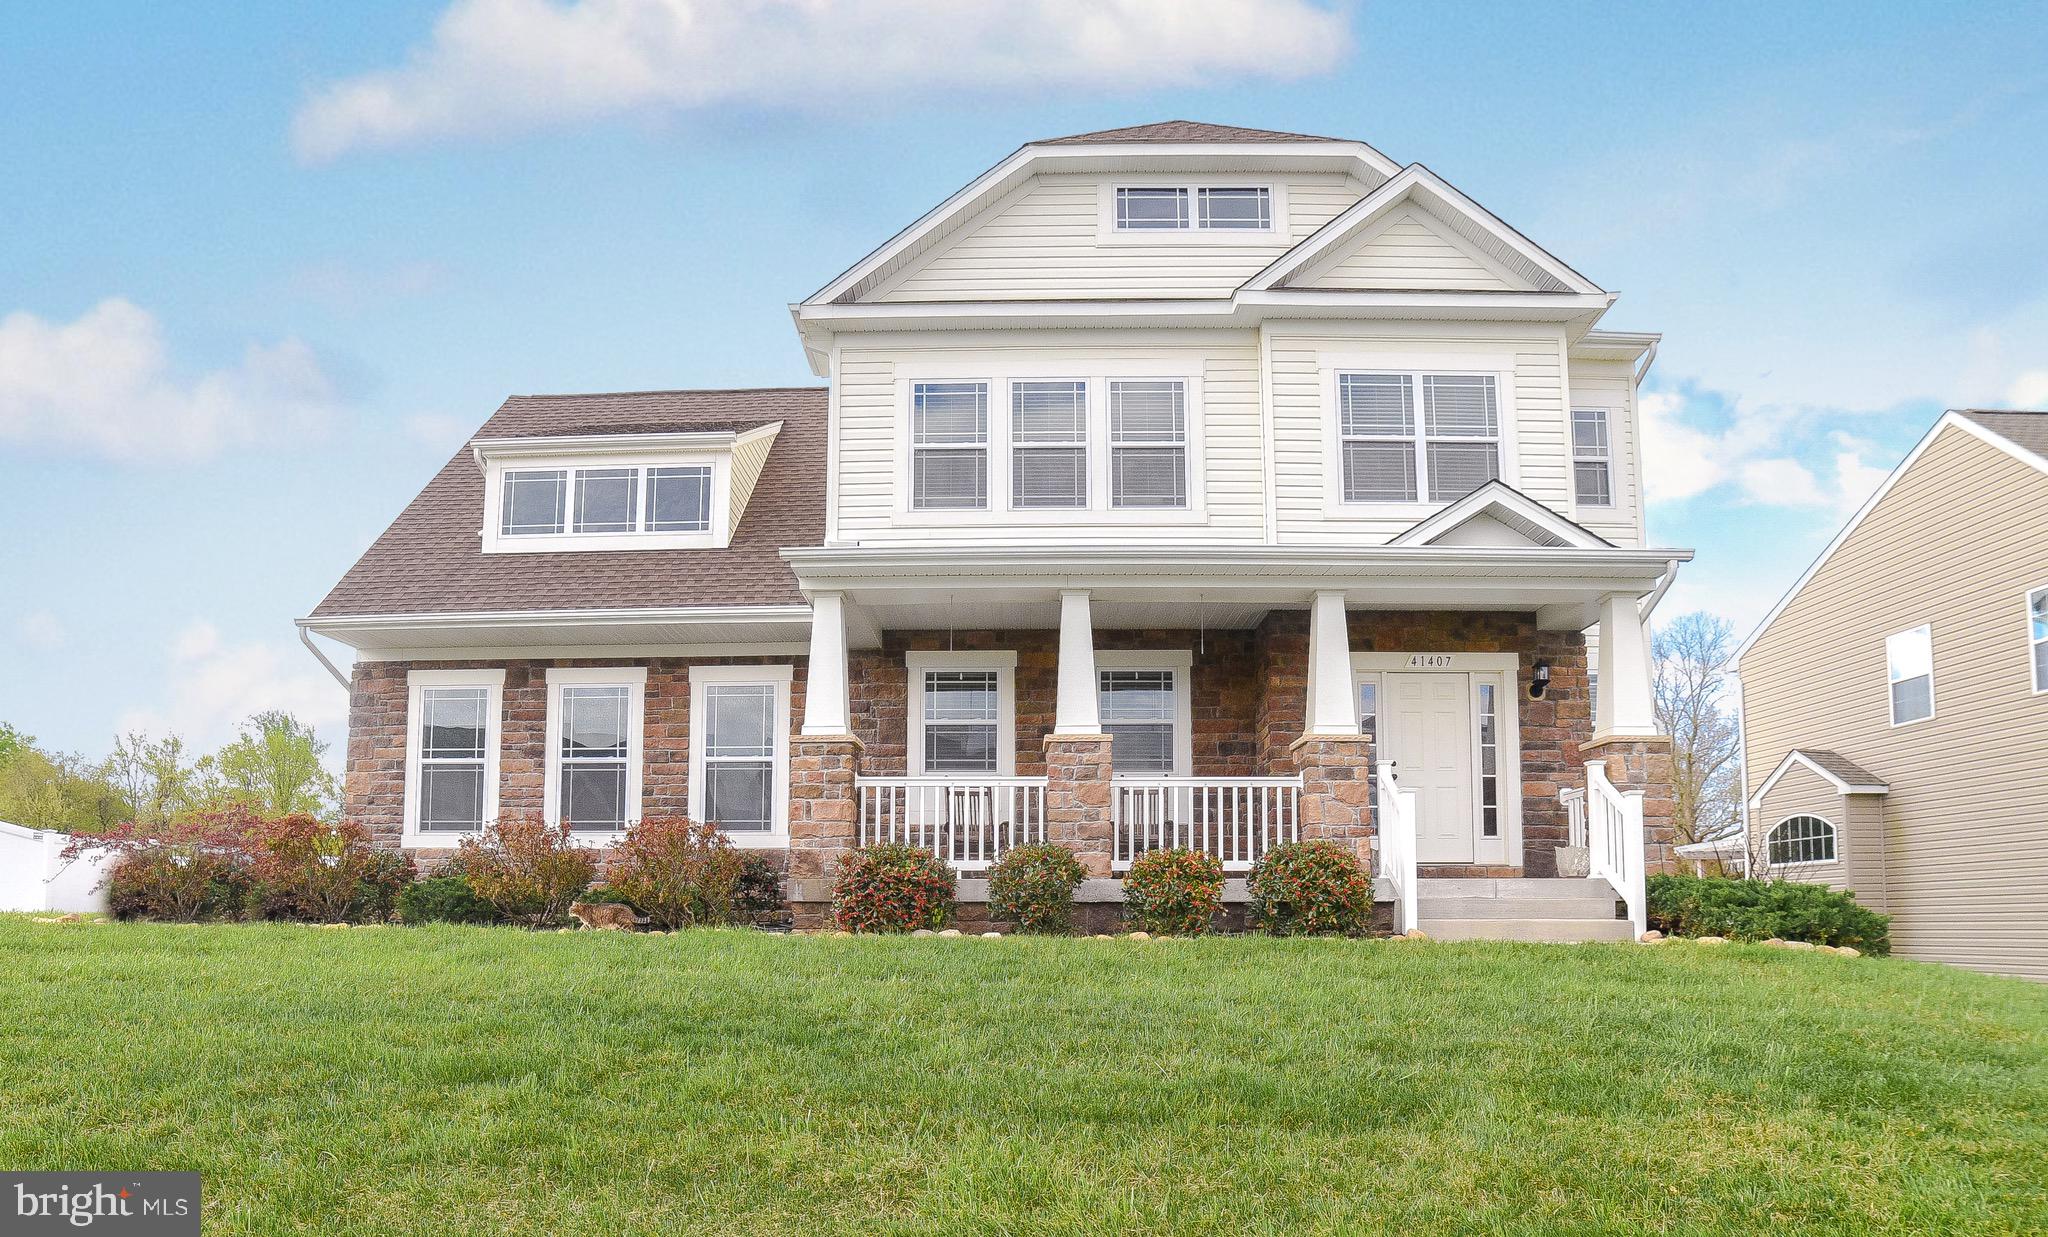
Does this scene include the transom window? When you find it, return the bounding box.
[1011,381,1087,509]
[922,671,1001,773]
[1572,408,1613,507]
[701,684,776,833]
[1887,624,1934,725]
[1338,371,1501,504]
[500,463,711,537]
[2029,587,2047,693]
[1100,670,1176,774]
[911,382,990,510]
[418,687,488,833]
[1768,815,1836,865]
[1114,186,1271,231]
[1109,380,1188,508]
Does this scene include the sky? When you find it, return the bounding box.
[3,0,2046,768]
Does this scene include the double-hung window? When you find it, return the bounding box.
[911,382,990,510]
[2029,587,2048,693]
[1011,381,1087,508]
[1886,625,1934,725]
[690,666,792,841]
[1337,371,1502,504]
[405,669,503,841]
[499,463,711,537]
[908,653,1015,776]
[545,668,645,834]
[1109,380,1188,508]
[1572,408,1614,507]
[1099,670,1177,775]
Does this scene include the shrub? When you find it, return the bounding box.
[247,816,394,923]
[987,843,1086,934]
[457,816,599,928]
[354,849,418,922]
[734,851,785,923]
[73,807,263,922]
[606,816,751,929]
[832,844,954,933]
[1247,840,1374,936]
[396,874,497,925]
[1120,848,1224,936]
[1647,874,1890,953]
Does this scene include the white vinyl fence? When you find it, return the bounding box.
[0,821,114,913]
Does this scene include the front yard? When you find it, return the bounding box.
[4,920,2044,1235]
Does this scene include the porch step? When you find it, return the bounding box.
[1416,917,1637,943]
[1411,877,1628,943]
[1415,877,1618,899]
[1417,896,1621,921]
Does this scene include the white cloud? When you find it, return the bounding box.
[118,621,349,760]
[2008,369,2048,409]
[1641,388,1896,517]
[0,298,340,459]
[291,0,1352,161]
[17,611,67,651]
[402,411,474,452]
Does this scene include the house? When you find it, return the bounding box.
[302,121,1691,938]
[1732,409,2048,979]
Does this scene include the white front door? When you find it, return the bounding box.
[1384,672,1477,863]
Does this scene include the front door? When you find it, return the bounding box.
[1384,672,1477,863]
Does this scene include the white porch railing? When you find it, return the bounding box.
[855,777,1048,872]
[1584,762,1647,936]
[1375,762,1419,934]
[1561,786,1587,849]
[1111,777,1302,872]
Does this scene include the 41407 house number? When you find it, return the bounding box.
[1406,654,1455,669]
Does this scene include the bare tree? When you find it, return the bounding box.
[1653,612,1742,848]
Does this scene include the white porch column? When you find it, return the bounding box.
[800,591,851,736]
[1305,590,1360,736]
[1595,592,1658,737]
[1054,589,1102,734]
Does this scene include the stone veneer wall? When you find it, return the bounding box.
[1582,737,1680,876]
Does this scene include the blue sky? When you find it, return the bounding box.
[3,0,2045,765]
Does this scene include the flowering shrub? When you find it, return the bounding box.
[607,816,749,929]
[1247,841,1373,936]
[69,807,265,922]
[456,816,599,928]
[832,844,954,933]
[247,816,412,923]
[1120,848,1224,936]
[987,843,1086,934]
[396,874,497,924]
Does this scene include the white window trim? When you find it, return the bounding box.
[893,363,1207,526]
[1766,814,1839,868]
[543,666,647,841]
[1095,178,1288,244]
[1570,406,1615,509]
[1319,353,1519,519]
[906,651,1017,777]
[402,668,504,846]
[1096,650,1194,777]
[481,452,734,554]
[1886,624,1935,728]
[2028,585,2048,696]
[687,664,794,848]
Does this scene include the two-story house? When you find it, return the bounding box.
[304,122,1689,938]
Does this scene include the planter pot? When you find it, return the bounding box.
[1554,845,1590,878]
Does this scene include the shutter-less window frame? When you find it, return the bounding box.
[1108,379,1189,509]
[1010,380,1088,509]
[1334,369,1504,506]
[911,381,990,510]
[1571,408,1614,508]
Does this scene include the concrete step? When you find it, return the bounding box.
[1416,917,1638,944]
[1417,896,1622,921]
[1416,877,1619,900]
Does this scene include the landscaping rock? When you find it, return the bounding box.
[1836,946,1861,958]
[1093,934,1113,940]
[1763,938,1788,947]
[1693,935,1727,945]
[30,917,60,924]
[832,930,853,938]
[1404,929,1429,941]
[1639,930,1664,942]
[1783,940,1817,951]
[938,929,962,938]
[980,931,1002,938]
[911,929,936,938]
[1127,931,1151,941]
[56,913,81,923]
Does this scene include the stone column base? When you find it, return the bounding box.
[1043,733,1115,877]
[788,734,863,887]
[1581,734,1677,875]
[1289,733,1376,870]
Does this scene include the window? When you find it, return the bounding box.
[1100,670,1176,774]
[1011,381,1087,509]
[501,463,713,538]
[1109,380,1188,508]
[501,469,568,535]
[912,382,989,510]
[645,465,713,532]
[1197,187,1270,229]
[688,666,791,842]
[405,669,503,840]
[544,669,644,835]
[1768,815,1836,865]
[1116,187,1187,230]
[1358,679,1380,818]
[573,468,639,534]
[2030,587,2047,693]
[1887,625,1934,725]
[1337,371,1501,504]
[1477,682,1500,838]
[907,653,1015,776]
[1113,186,1271,232]
[1572,409,1613,507]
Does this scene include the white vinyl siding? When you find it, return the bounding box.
[1887,625,1934,725]
[911,382,990,510]
[1297,207,1519,291]
[1572,408,1613,507]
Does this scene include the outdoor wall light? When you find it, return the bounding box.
[1529,661,1552,699]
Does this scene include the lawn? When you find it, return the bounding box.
[3,920,2044,1236]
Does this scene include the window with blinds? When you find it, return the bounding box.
[702,683,776,833]
[922,671,1000,773]
[1337,371,1501,504]
[1011,380,1087,508]
[912,382,989,509]
[1572,408,1613,507]
[1422,375,1501,501]
[1109,380,1187,508]
[1100,670,1177,774]
[1887,624,1934,725]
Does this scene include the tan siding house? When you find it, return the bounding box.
[1734,411,2048,980]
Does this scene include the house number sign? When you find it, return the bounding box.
[1406,654,1456,669]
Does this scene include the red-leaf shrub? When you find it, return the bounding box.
[607,816,749,929]
[987,843,1086,934]
[1120,848,1224,936]
[457,816,599,928]
[70,807,266,922]
[1247,840,1373,936]
[247,816,413,923]
[832,844,955,933]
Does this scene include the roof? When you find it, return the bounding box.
[310,387,826,619]
[1795,749,1886,789]
[1959,408,2048,458]
[1037,120,1349,146]
[1748,749,1890,808]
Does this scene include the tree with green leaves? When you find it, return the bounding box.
[202,711,341,820]
[0,724,131,832]
[106,731,205,827]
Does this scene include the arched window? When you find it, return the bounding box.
[1768,815,1836,865]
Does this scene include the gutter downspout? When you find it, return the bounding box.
[1638,557,1680,619]
[299,625,352,691]
[1633,339,1659,388]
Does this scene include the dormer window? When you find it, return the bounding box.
[1112,185,1273,233]
[499,463,712,537]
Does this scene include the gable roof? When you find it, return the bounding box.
[1038,120,1348,145]
[1749,749,1889,808]
[1732,409,2048,668]
[1388,480,1613,549]
[308,387,826,622]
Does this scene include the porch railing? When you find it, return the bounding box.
[1561,786,1587,849]
[1110,777,1302,872]
[855,776,1048,872]
[1584,762,1647,936]
[1375,762,1419,934]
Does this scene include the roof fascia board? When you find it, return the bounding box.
[1747,750,1889,807]
[471,430,745,465]
[782,543,1688,583]
[299,605,811,635]
[794,290,1614,331]
[1388,482,1612,549]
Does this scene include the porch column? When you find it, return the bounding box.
[800,591,851,736]
[1594,592,1657,737]
[1305,590,1360,736]
[1047,589,1113,877]
[1054,590,1102,734]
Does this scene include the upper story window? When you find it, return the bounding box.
[1572,409,1613,507]
[2029,586,2047,693]
[500,463,711,537]
[1887,624,1934,725]
[476,427,774,554]
[911,382,990,510]
[1337,371,1501,504]
[1011,381,1087,508]
[1112,185,1274,234]
[1109,380,1189,509]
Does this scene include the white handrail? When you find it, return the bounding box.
[1376,762,1419,934]
[1110,776,1301,872]
[1561,786,1587,850]
[1585,762,1646,936]
[855,776,1048,872]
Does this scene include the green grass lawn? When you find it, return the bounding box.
[4,919,2044,1236]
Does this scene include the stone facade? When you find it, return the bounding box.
[1582,736,1680,876]
[1043,734,1115,877]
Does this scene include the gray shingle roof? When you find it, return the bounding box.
[1792,750,1886,791]
[1958,409,2048,459]
[310,387,826,618]
[1037,120,1348,146]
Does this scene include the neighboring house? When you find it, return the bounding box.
[1732,409,2048,980]
[303,121,1691,938]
